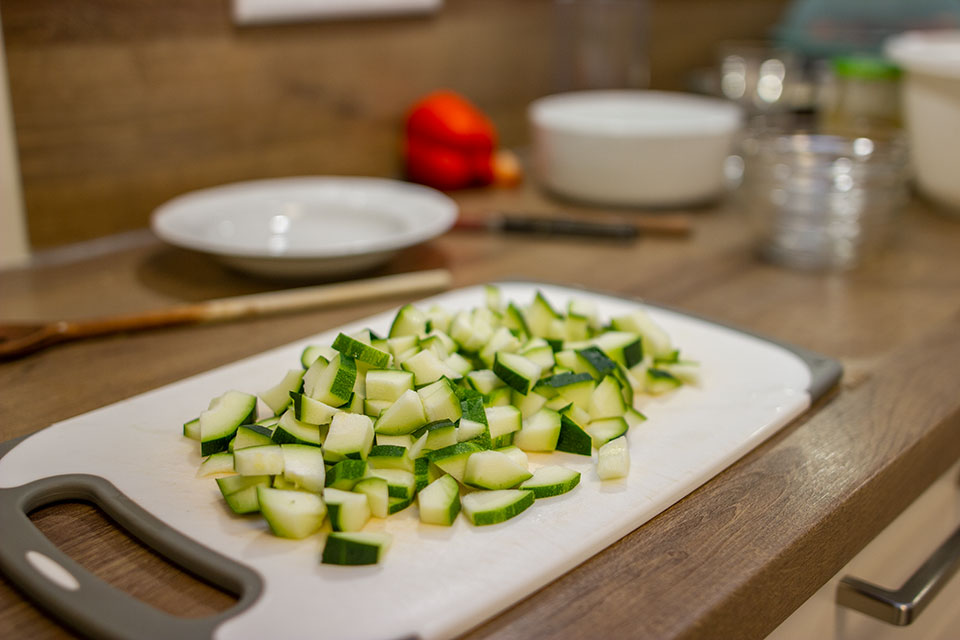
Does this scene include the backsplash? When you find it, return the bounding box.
[1,0,789,248]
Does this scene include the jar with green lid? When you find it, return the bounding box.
[820,55,902,136]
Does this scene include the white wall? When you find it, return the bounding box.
[0,14,30,268]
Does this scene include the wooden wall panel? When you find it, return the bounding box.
[1,0,789,248]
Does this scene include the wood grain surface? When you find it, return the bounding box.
[1,0,790,248]
[1,181,959,639]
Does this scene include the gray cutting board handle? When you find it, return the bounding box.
[0,453,263,640]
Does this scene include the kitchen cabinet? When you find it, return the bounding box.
[770,457,960,640]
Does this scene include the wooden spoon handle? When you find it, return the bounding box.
[628,213,693,236]
[60,269,454,340]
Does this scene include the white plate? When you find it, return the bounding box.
[150,177,458,278]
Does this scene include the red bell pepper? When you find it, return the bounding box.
[403,90,502,190]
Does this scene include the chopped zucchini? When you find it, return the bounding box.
[280,444,326,492]
[596,435,630,480]
[585,417,629,449]
[426,441,487,483]
[233,444,284,476]
[389,304,428,338]
[353,477,389,518]
[418,475,461,526]
[323,412,375,461]
[462,489,535,526]
[272,409,324,447]
[556,412,593,456]
[323,488,371,532]
[520,465,581,498]
[332,332,392,368]
[197,452,235,477]
[289,392,340,426]
[514,408,561,452]
[308,353,357,407]
[367,444,414,472]
[463,450,532,490]
[257,487,327,538]
[324,459,368,490]
[258,369,305,415]
[493,352,543,395]
[199,390,257,456]
[365,369,414,402]
[186,287,693,563]
[232,424,275,450]
[217,475,271,514]
[374,389,427,435]
[369,468,417,500]
[322,532,392,565]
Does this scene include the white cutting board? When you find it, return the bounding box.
[0,283,828,640]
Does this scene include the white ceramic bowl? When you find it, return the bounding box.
[529,90,743,207]
[886,30,960,215]
[151,176,457,278]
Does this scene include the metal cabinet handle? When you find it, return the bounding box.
[836,523,960,625]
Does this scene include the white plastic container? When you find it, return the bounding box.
[528,91,742,207]
[886,30,960,215]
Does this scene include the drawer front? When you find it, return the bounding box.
[769,457,960,640]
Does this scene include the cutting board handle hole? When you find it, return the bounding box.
[29,500,238,617]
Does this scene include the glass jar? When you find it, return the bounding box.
[739,130,910,270]
[819,56,902,137]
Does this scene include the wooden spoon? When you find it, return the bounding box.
[0,269,452,360]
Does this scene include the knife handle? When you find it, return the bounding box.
[498,216,638,239]
[0,471,262,640]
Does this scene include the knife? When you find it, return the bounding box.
[454,212,691,238]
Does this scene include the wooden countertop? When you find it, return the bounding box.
[1,184,959,639]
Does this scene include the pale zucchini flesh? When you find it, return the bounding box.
[597,435,630,480]
[233,445,284,476]
[426,441,486,482]
[365,369,414,402]
[374,389,427,436]
[222,484,266,514]
[353,477,389,518]
[418,474,461,526]
[280,444,326,492]
[257,487,327,539]
[323,413,375,461]
[463,450,532,490]
[197,452,235,477]
[183,418,201,441]
[514,408,562,452]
